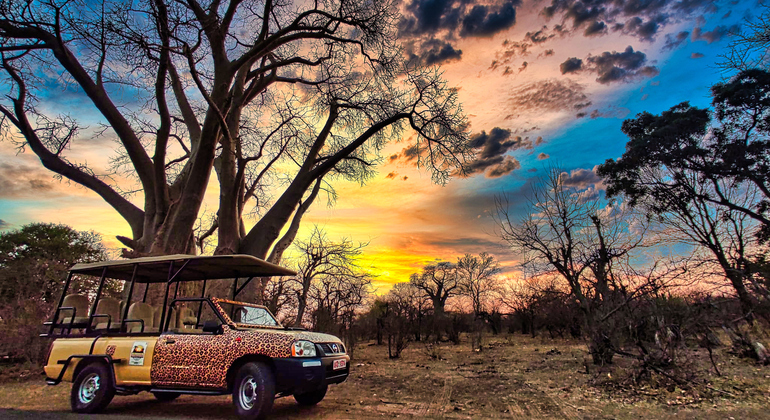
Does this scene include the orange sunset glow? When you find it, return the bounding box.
[0,0,754,293]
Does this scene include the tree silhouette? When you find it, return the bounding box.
[0,0,471,264]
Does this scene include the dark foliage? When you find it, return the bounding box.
[0,223,108,363]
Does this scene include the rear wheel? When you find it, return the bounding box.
[294,385,327,406]
[70,363,115,414]
[152,391,181,402]
[232,362,275,419]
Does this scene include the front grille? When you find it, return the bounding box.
[318,342,345,355]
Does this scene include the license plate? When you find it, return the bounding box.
[333,359,346,370]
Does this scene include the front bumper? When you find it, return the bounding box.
[273,355,350,394]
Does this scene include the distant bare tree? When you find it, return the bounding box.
[409,261,458,319]
[496,167,647,364]
[456,253,501,317]
[289,227,368,327]
[382,283,420,359]
[310,272,371,333]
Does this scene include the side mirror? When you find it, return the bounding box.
[202,320,223,334]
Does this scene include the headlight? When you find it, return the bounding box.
[292,340,317,357]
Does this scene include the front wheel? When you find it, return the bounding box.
[294,385,327,406]
[70,363,115,413]
[232,362,275,420]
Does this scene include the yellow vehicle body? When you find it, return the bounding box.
[44,336,159,386]
[42,255,349,419]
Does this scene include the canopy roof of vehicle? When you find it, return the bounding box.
[70,254,296,283]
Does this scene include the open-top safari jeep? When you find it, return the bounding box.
[41,254,349,419]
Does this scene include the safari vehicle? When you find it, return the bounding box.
[41,254,350,419]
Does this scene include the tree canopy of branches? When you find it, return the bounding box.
[0,0,471,269]
[289,228,370,328]
[456,252,501,317]
[497,167,656,364]
[720,3,770,72]
[409,261,458,318]
[598,70,770,320]
[0,223,108,362]
[598,70,770,243]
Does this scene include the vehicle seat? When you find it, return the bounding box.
[153,306,177,331]
[57,294,90,326]
[93,297,121,330]
[126,302,155,333]
[177,307,197,329]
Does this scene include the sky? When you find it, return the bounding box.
[0,0,758,292]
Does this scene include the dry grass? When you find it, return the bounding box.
[1,334,769,419]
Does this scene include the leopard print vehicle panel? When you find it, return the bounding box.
[150,298,343,389]
[151,328,296,388]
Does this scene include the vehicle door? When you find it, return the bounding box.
[95,335,160,386]
[150,301,232,389]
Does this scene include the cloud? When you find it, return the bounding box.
[537,152,550,160]
[616,16,666,41]
[573,185,601,203]
[460,2,519,37]
[405,39,463,66]
[690,52,704,58]
[585,46,659,84]
[398,0,460,36]
[663,30,689,50]
[588,106,631,119]
[399,0,520,39]
[490,25,563,72]
[525,27,554,43]
[509,79,589,113]
[560,57,583,74]
[584,20,607,36]
[490,39,531,71]
[539,49,555,58]
[486,158,522,177]
[399,0,521,66]
[540,0,715,43]
[386,172,397,179]
[402,144,421,161]
[464,127,531,178]
[691,24,740,44]
[559,165,604,189]
[389,145,422,164]
[0,219,9,229]
[0,162,56,198]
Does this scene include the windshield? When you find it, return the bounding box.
[217,301,280,328]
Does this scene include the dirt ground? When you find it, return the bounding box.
[1,334,770,419]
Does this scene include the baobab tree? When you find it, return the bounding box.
[410,261,458,319]
[0,0,471,269]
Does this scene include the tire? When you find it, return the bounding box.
[152,391,181,402]
[294,385,327,406]
[70,363,116,414]
[232,362,275,420]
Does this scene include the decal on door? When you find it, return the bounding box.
[129,341,147,366]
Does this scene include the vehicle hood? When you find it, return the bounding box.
[237,327,342,344]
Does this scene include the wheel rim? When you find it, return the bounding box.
[78,373,100,404]
[239,375,257,410]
